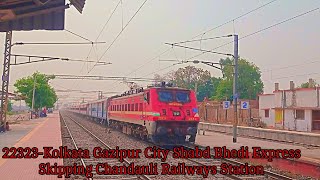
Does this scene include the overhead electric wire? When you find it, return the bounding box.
[142,64,177,78]
[104,47,173,91]
[165,43,233,57]
[190,0,279,39]
[271,72,320,80]
[65,29,93,42]
[125,48,172,76]
[14,42,106,45]
[10,54,111,65]
[185,7,320,61]
[139,7,320,79]
[261,58,320,72]
[121,0,278,81]
[171,35,233,45]
[88,0,149,73]
[96,0,122,42]
[61,1,124,103]
[85,0,122,61]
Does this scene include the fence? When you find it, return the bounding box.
[7,111,30,123]
[198,100,261,127]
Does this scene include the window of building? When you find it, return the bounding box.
[296,110,305,120]
[264,109,269,118]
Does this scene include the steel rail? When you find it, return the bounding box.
[60,112,92,180]
[184,144,294,180]
[63,113,152,180]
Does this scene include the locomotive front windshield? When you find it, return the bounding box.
[158,91,174,102]
[176,91,190,103]
[158,90,190,103]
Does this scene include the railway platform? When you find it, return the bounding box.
[196,131,320,179]
[0,112,63,180]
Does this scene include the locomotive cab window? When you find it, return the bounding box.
[158,91,173,102]
[176,91,190,103]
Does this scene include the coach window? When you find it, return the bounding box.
[125,104,127,111]
[131,104,134,111]
[139,103,143,111]
[135,103,138,111]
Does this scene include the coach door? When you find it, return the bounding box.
[142,92,149,122]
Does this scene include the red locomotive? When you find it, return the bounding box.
[69,82,200,145]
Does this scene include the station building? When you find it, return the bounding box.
[259,79,320,132]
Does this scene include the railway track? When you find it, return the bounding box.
[182,144,294,180]
[61,112,152,180]
[62,111,296,179]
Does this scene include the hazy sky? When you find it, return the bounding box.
[1,0,319,104]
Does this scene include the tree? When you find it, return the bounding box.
[214,57,264,100]
[197,77,222,101]
[14,72,57,110]
[299,79,318,88]
[172,66,211,95]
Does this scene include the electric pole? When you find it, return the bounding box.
[232,34,239,143]
[0,31,13,132]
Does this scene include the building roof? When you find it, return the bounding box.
[69,0,86,13]
[0,0,86,32]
